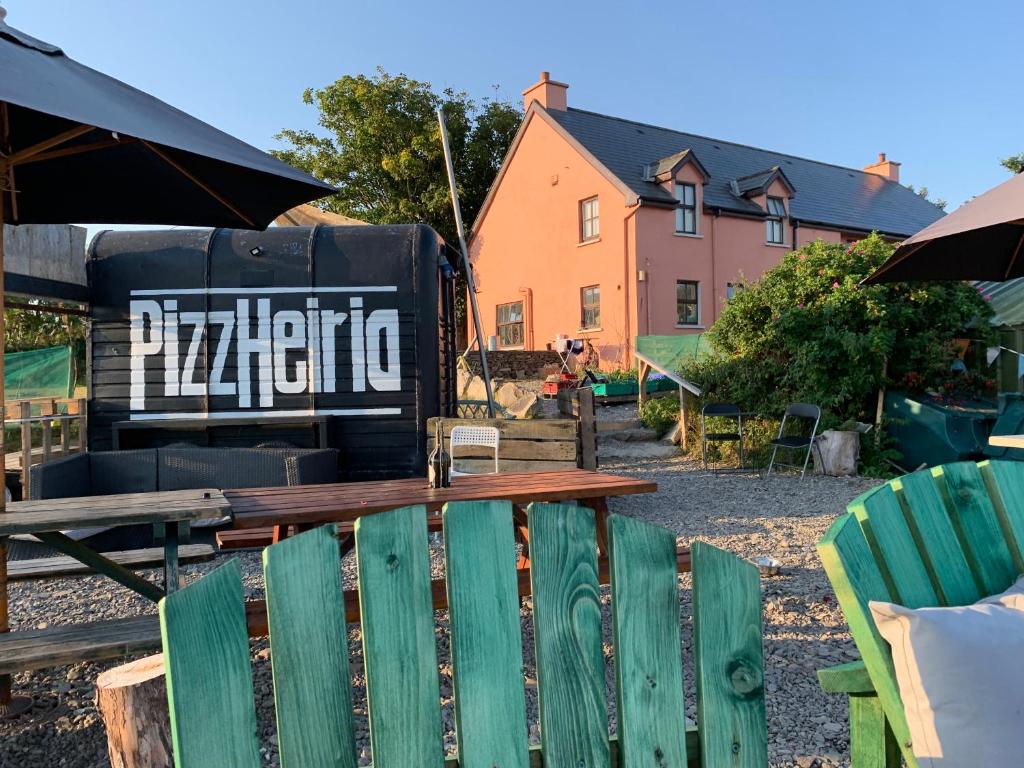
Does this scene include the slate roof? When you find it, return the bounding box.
[546,107,944,237]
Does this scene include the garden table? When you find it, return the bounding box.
[0,488,230,602]
[225,468,658,558]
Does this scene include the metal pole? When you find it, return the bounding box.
[437,109,495,418]
[0,157,31,716]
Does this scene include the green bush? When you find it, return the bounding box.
[640,395,681,436]
[676,234,994,474]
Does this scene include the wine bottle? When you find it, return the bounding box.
[428,422,443,488]
[439,424,452,487]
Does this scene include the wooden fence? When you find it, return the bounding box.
[4,397,87,498]
[428,391,597,474]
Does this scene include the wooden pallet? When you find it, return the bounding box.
[7,544,216,581]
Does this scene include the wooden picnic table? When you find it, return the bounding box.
[225,468,658,558]
[0,488,230,601]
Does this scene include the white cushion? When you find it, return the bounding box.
[869,576,1024,767]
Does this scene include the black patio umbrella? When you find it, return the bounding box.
[0,8,333,715]
[864,171,1024,284]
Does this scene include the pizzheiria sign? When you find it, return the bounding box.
[128,286,402,418]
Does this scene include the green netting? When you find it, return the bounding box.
[4,345,74,400]
[635,334,711,372]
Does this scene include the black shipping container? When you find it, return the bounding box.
[88,224,457,480]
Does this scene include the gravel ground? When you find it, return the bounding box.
[0,421,879,767]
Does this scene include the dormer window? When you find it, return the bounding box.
[675,183,697,234]
[766,196,786,244]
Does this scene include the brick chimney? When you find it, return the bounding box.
[863,152,901,182]
[522,71,568,111]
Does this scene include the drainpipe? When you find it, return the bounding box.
[792,218,799,250]
[623,204,641,364]
[711,207,721,323]
[517,286,534,350]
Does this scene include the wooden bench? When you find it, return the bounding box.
[7,544,215,581]
[160,501,768,767]
[817,459,1024,768]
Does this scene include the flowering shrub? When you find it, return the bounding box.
[679,234,994,468]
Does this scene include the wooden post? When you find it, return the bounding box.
[77,397,87,452]
[19,401,30,499]
[637,360,651,410]
[678,386,688,451]
[41,399,54,463]
[95,654,174,768]
[60,402,70,458]
[577,388,597,470]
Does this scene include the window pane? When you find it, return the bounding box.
[684,209,695,234]
[684,184,695,206]
[675,207,684,232]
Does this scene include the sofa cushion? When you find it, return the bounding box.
[89,450,158,495]
[869,576,1024,767]
[158,448,293,491]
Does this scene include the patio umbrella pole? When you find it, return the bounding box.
[0,164,29,716]
[437,109,495,418]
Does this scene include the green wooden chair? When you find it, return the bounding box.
[816,459,1024,768]
[159,500,769,767]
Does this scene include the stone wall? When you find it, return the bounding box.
[460,350,561,380]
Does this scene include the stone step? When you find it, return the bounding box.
[600,427,660,443]
[596,419,643,433]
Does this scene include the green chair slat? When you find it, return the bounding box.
[527,502,609,768]
[817,514,917,768]
[355,505,444,768]
[442,501,529,768]
[691,540,768,768]
[980,460,1024,574]
[936,462,1018,595]
[607,514,688,767]
[852,485,938,608]
[263,526,358,768]
[159,560,261,768]
[894,469,981,606]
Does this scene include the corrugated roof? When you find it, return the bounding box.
[974,279,1024,327]
[546,107,945,237]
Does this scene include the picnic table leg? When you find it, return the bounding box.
[586,497,611,556]
[512,505,531,569]
[34,531,165,603]
[164,523,180,594]
[0,536,31,717]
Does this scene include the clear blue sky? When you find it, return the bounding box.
[10,0,1022,223]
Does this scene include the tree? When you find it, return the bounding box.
[1000,154,1024,174]
[273,68,521,250]
[686,234,993,425]
[905,184,947,211]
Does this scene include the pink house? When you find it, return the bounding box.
[469,72,944,368]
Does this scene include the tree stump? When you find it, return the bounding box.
[95,653,173,768]
[812,429,860,477]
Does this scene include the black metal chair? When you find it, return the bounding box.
[701,403,744,471]
[766,403,821,479]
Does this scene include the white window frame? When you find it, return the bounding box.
[496,301,524,348]
[674,182,698,235]
[580,197,600,242]
[580,285,601,329]
[676,280,700,326]
[766,196,786,245]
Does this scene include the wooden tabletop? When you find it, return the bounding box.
[226,469,657,529]
[0,488,231,536]
[989,434,1024,449]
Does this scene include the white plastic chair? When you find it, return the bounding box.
[449,425,500,477]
